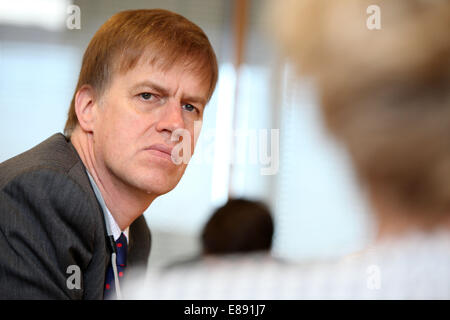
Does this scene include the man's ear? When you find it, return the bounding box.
[74,85,98,133]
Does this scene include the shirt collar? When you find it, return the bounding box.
[86,170,129,242]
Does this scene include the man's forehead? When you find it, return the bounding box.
[112,46,213,97]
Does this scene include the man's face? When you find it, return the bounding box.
[92,58,209,196]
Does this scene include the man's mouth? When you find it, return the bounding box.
[145,144,174,162]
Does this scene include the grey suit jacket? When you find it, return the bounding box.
[0,133,151,299]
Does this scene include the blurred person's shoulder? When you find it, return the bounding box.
[330,229,450,299]
[162,252,288,277]
[126,232,450,299]
[373,229,450,298]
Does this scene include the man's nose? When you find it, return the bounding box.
[155,100,185,137]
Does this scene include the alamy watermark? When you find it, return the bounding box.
[366,5,381,30]
[66,265,81,290]
[366,264,381,290]
[66,4,81,30]
[170,121,279,176]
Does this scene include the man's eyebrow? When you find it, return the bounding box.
[131,81,170,96]
[131,80,207,106]
[183,95,207,107]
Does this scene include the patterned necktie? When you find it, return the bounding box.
[104,232,128,299]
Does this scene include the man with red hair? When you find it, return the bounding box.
[0,9,218,299]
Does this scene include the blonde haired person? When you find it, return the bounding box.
[271,0,450,298]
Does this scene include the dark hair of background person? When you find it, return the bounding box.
[201,198,274,255]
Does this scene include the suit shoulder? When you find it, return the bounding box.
[0,133,80,188]
[0,134,102,226]
[0,168,104,299]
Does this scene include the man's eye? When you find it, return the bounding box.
[140,92,153,100]
[183,104,196,112]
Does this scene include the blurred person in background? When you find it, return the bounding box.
[202,198,274,255]
[127,0,450,299]
[269,0,450,298]
[0,9,218,299]
[124,198,288,299]
[163,198,275,269]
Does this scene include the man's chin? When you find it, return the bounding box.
[142,183,177,196]
[120,165,185,196]
[134,175,180,196]
[143,186,173,196]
